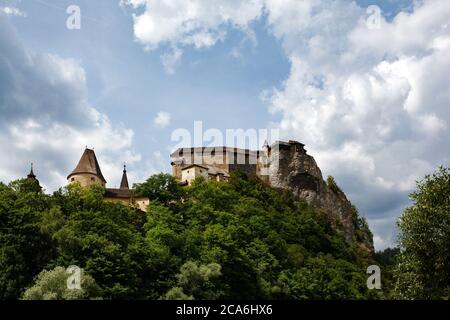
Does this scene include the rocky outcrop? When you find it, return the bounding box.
[266,141,374,252]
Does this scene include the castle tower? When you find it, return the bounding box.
[27,163,42,192]
[67,148,106,187]
[27,163,37,180]
[120,164,129,189]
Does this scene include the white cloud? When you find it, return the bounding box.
[121,0,263,74]
[0,16,143,191]
[153,111,171,128]
[160,47,183,75]
[121,0,264,50]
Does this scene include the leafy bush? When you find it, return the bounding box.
[327,176,343,194]
[22,266,101,300]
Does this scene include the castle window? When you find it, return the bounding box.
[71,178,75,182]
[91,177,95,181]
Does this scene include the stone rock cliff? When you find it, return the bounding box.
[266,141,374,252]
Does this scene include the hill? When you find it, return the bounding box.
[0,172,378,299]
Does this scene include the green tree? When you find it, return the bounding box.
[146,172,374,299]
[276,254,368,299]
[0,180,54,299]
[163,261,222,300]
[134,173,184,205]
[1,171,377,300]
[47,184,153,299]
[22,266,101,300]
[374,247,400,298]
[394,167,450,299]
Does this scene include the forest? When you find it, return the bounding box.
[0,168,449,300]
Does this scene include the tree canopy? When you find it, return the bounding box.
[0,171,388,300]
[394,166,450,299]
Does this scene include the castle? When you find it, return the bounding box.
[66,148,149,211]
[170,140,306,186]
[25,141,373,249]
[171,140,372,249]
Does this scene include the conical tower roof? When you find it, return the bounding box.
[26,163,43,192]
[67,148,107,183]
[27,163,36,179]
[120,164,129,189]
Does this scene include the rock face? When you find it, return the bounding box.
[264,141,374,251]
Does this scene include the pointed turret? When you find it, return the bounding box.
[67,148,106,187]
[120,164,129,189]
[26,163,42,192]
[27,163,36,179]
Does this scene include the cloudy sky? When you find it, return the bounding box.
[0,0,448,250]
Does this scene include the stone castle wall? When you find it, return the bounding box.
[68,173,105,188]
[171,147,258,180]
